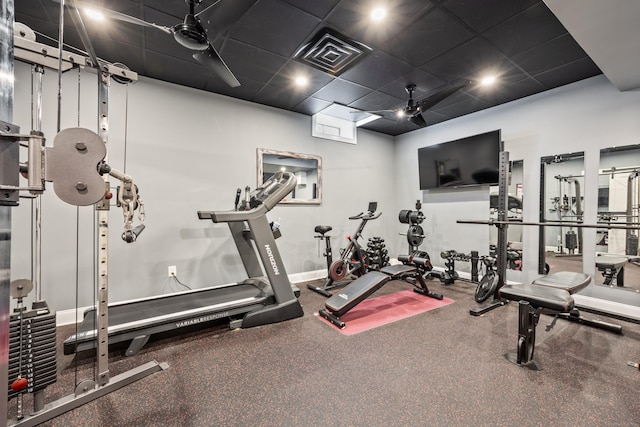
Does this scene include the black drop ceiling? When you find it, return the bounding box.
[15,0,602,136]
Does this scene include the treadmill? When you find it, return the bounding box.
[64,171,304,356]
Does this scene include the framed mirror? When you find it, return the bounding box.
[539,152,585,275]
[596,144,640,289]
[257,148,322,204]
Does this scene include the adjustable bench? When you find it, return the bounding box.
[595,255,628,286]
[498,271,621,370]
[319,254,443,329]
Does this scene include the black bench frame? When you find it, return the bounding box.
[319,258,443,329]
[498,272,622,370]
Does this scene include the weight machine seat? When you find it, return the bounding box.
[497,271,592,370]
[595,255,628,270]
[499,284,575,313]
[498,271,590,311]
[531,271,591,294]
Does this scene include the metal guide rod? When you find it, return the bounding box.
[457,219,640,231]
[1,1,15,425]
[33,65,44,302]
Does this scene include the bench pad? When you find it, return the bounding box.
[380,264,417,278]
[595,255,628,269]
[531,271,590,294]
[499,284,574,312]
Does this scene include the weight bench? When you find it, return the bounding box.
[498,271,621,370]
[595,255,628,286]
[319,255,443,329]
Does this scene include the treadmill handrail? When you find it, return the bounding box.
[197,171,296,223]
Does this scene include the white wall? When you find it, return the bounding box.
[395,74,640,284]
[10,60,396,312]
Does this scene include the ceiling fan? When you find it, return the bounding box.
[361,80,472,127]
[62,0,240,87]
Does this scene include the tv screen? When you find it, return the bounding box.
[418,130,502,190]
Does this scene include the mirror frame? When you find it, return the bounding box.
[257,148,322,205]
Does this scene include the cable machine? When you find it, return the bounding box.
[598,166,640,256]
[2,10,164,426]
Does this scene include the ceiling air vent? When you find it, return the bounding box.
[293,27,372,76]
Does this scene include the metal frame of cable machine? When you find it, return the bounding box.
[1,3,166,425]
[469,150,509,316]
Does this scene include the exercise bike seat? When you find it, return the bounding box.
[315,225,332,235]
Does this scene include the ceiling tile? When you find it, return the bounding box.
[421,37,508,81]
[294,97,334,115]
[348,90,405,113]
[326,0,436,48]
[340,51,413,90]
[229,0,321,57]
[219,39,288,84]
[381,6,475,66]
[280,0,341,19]
[533,57,601,89]
[440,0,539,32]
[482,2,567,56]
[379,68,445,99]
[511,33,593,77]
[312,79,371,105]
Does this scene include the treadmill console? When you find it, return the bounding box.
[198,171,296,222]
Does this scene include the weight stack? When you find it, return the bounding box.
[626,234,639,256]
[8,305,57,400]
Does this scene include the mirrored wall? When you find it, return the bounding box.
[539,152,585,274]
[597,144,640,289]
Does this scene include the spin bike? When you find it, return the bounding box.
[308,202,382,297]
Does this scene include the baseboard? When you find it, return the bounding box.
[55,269,328,327]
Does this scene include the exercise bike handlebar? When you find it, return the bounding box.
[348,211,382,221]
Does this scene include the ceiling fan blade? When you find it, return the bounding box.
[54,0,172,34]
[418,79,472,111]
[193,45,241,88]
[408,113,427,127]
[103,9,173,34]
[349,109,396,114]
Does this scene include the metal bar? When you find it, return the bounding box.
[7,361,167,427]
[457,219,640,231]
[67,0,100,68]
[0,0,15,424]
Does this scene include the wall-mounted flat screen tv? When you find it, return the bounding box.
[418,129,502,190]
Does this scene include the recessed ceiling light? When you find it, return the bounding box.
[84,8,105,21]
[481,75,497,86]
[371,7,387,21]
[294,75,308,87]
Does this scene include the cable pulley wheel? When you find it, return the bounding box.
[10,279,33,299]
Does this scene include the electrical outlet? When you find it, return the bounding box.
[168,265,177,277]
